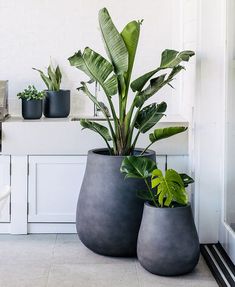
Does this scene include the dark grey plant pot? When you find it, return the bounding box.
[22,99,42,120]
[137,202,200,276]
[44,90,70,118]
[76,148,156,257]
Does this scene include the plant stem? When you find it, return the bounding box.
[131,131,141,151]
[140,142,153,156]
[126,105,141,151]
[101,88,119,154]
[144,179,158,208]
[103,139,113,154]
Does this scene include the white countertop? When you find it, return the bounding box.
[4,114,188,124]
[1,115,189,155]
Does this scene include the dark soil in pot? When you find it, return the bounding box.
[76,148,156,257]
[22,99,42,119]
[137,202,200,276]
[44,90,70,118]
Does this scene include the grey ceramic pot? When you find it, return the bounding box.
[22,99,42,119]
[44,90,70,118]
[76,148,156,257]
[137,202,200,276]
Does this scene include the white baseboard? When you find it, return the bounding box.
[0,223,10,233]
[28,223,77,233]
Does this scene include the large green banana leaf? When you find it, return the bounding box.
[80,119,112,142]
[134,102,167,133]
[131,49,195,92]
[134,74,167,107]
[149,126,188,144]
[133,65,186,107]
[121,20,141,92]
[131,68,159,92]
[99,8,128,74]
[68,48,118,96]
[160,50,194,68]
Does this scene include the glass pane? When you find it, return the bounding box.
[225,12,235,231]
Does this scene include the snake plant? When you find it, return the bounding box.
[68,8,194,155]
[33,64,62,91]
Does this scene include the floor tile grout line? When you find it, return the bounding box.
[46,234,57,287]
[134,260,142,287]
[46,263,52,287]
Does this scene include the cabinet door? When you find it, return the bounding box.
[28,156,87,223]
[0,155,10,222]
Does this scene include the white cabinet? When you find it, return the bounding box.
[0,155,10,222]
[27,155,189,224]
[28,156,87,223]
[0,154,189,233]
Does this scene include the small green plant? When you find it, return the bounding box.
[17,85,45,101]
[33,64,62,91]
[120,156,194,208]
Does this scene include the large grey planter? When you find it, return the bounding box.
[76,148,156,257]
[137,203,200,276]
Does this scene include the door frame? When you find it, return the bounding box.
[193,0,226,243]
[218,0,235,264]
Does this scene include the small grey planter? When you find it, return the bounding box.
[76,148,156,257]
[44,90,70,118]
[137,203,200,276]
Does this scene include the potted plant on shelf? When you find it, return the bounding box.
[33,64,70,118]
[17,85,45,119]
[121,156,200,276]
[68,7,195,257]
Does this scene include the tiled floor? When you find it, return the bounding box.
[0,234,218,287]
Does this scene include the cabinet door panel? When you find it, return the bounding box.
[28,156,87,223]
[0,155,10,222]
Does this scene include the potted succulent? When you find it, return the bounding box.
[121,156,200,276]
[33,64,70,118]
[68,7,195,256]
[17,85,45,119]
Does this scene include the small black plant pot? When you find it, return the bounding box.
[22,99,42,120]
[44,90,70,118]
[137,203,200,276]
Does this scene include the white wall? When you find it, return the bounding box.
[180,0,197,216]
[0,0,182,117]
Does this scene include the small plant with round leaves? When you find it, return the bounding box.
[17,85,45,101]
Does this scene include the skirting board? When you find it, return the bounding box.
[0,223,10,233]
[28,223,77,233]
[0,223,77,234]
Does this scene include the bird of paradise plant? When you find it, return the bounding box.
[68,8,194,155]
